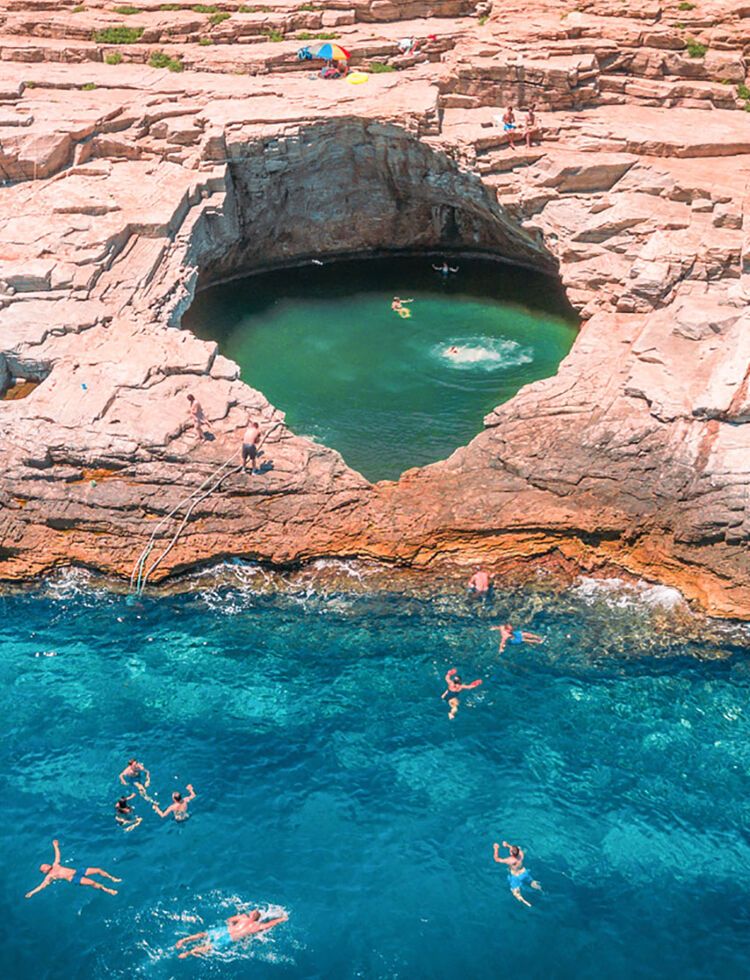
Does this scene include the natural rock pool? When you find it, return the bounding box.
[3,570,750,978]
[184,256,577,481]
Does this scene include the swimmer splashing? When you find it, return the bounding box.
[176,909,288,958]
[391,296,413,319]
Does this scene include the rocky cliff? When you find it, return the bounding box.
[0,0,748,616]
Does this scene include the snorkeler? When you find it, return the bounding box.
[119,758,151,799]
[491,623,544,654]
[432,260,459,276]
[468,569,492,595]
[493,840,541,908]
[153,784,196,821]
[115,795,142,832]
[25,840,121,898]
[441,667,483,720]
[176,909,288,958]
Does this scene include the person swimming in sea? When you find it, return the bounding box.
[391,296,414,317]
[441,667,483,720]
[432,260,459,277]
[493,840,541,907]
[119,758,151,799]
[115,794,142,832]
[153,784,196,822]
[176,908,288,958]
[491,622,544,654]
[25,840,121,899]
[467,569,492,596]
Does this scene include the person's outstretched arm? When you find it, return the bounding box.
[185,784,196,802]
[258,913,288,933]
[25,877,52,899]
[460,679,482,691]
[52,839,61,864]
[153,802,174,818]
[118,768,128,785]
[493,843,511,865]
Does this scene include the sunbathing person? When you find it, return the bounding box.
[176,909,288,958]
[25,840,121,898]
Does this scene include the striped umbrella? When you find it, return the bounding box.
[312,42,351,61]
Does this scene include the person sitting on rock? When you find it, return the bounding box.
[524,104,540,148]
[467,569,492,595]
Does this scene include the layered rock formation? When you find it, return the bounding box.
[0,0,748,616]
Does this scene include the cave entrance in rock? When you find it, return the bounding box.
[183,253,577,482]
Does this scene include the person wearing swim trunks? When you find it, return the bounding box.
[119,758,151,799]
[502,105,517,149]
[432,260,458,277]
[25,839,121,898]
[491,623,544,654]
[242,419,262,475]
[153,783,196,822]
[493,840,541,907]
[115,795,142,832]
[441,667,483,720]
[176,909,288,958]
[468,569,492,596]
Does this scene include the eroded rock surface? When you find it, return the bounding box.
[0,0,748,616]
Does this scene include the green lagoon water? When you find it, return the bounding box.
[183,257,577,481]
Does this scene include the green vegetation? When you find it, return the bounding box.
[81,81,98,90]
[737,83,750,100]
[678,1,695,9]
[192,3,217,10]
[113,5,141,13]
[239,4,271,11]
[684,37,707,58]
[93,25,145,43]
[368,61,395,73]
[674,21,685,29]
[209,10,230,23]
[159,3,181,8]
[198,35,214,44]
[72,4,85,11]
[24,80,36,88]
[298,2,317,9]
[263,28,284,41]
[478,14,488,25]
[104,50,123,64]
[148,50,184,70]
[295,31,338,40]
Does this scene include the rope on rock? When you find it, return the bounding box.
[129,419,285,595]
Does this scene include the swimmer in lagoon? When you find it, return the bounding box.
[491,623,544,654]
[119,758,151,799]
[115,795,142,832]
[25,840,121,898]
[391,296,414,317]
[176,909,288,958]
[493,840,541,907]
[468,569,492,595]
[446,345,460,356]
[153,784,196,821]
[432,260,459,277]
[441,667,483,720]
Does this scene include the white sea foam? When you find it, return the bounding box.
[433,335,533,371]
[571,576,686,610]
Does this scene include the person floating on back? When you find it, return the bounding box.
[491,623,544,654]
[187,393,212,443]
[119,758,151,800]
[25,840,121,899]
[493,840,542,908]
[467,569,492,596]
[242,419,262,475]
[441,667,482,720]
[432,260,458,277]
[153,783,196,822]
[176,909,288,958]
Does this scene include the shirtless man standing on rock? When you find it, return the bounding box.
[242,419,262,474]
[187,393,212,443]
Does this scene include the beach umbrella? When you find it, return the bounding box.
[312,42,351,61]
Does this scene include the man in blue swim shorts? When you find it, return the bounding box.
[176,908,288,958]
[491,623,544,654]
[493,840,541,908]
[25,839,121,898]
[502,105,517,149]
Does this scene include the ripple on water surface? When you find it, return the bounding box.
[2,573,750,979]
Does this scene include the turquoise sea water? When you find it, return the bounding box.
[183,257,576,481]
[2,569,750,979]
